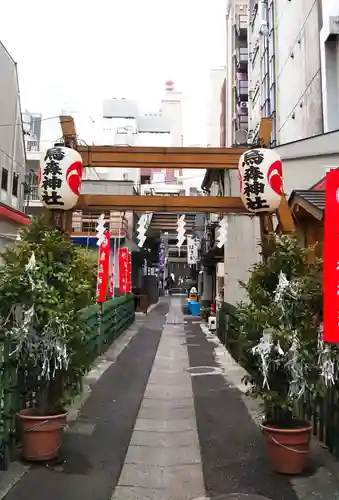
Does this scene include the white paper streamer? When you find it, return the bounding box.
[318,323,336,387]
[9,252,69,380]
[286,331,306,400]
[252,332,274,389]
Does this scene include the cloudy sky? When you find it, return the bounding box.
[1,0,226,183]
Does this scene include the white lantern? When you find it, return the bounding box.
[38,146,83,211]
[238,148,283,213]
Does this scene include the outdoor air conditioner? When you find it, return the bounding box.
[240,101,248,109]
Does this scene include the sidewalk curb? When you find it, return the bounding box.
[200,324,339,499]
[0,305,160,500]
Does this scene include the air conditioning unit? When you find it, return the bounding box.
[240,101,248,109]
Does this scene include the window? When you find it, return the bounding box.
[1,168,8,191]
[269,55,275,85]
[270,83,276,114]
[12,172,19,197]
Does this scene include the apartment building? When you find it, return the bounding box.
[207,68,226,147]
[225,0,249,147]
[248,0,339,192]
[0,41,29,250]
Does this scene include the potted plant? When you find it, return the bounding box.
[237,234,334,474]
[0,218,96,461]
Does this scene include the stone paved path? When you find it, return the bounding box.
[112,299,205,500]
[3,297,339,500]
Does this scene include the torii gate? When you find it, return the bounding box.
[51,115,295,239]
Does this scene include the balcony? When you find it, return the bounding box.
[236,114,249,132]
[72,211,128,238]
[235,14,247,40]
[236,79,248,101]
[234,47,248,72]
[236,101,248,116]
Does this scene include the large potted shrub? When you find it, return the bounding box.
[237,234,335,474]
[0,218,96,461]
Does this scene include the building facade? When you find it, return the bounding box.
[0,41,29,251]
[207,68,226,147]
[225,0,249,147]
[214,0,339,305]
[247,0,339,145]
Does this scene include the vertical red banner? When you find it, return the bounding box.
[126,251,131,293]
[323,170,339,342]
[119,248,131,294]
[109,258,115,297]
[96,231,110,303]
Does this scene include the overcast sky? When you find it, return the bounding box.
[1,0,226,185]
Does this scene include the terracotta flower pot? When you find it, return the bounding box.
[261,419,312,474]
[17,408,68,462]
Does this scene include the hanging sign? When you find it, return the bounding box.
[39,146,83,210]
[96,231,110,303]
[238,148,283,213]
[159,240,165,271]
[323,169,339,342]
[187,235,198,265]
[119,248,131,293]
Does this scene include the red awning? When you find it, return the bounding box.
[0,203,30,226]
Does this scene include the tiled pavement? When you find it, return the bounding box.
[3,298,339,500]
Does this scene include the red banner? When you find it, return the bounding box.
[96,231,110,303]
[119,247,131,294]
[109,258,115,297]
[323,170,339,342]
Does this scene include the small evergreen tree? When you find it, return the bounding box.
[237,234,331,425]
[0,218,97,414]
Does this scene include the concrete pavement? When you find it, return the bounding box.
[2,297,339,500]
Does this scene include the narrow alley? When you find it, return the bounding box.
[2,298,339,500]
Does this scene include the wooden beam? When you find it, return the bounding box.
[257,118,273,148]
[276,195,296,233]
[76,195,248,214]
[60,116,77,139]
[77,145,246,170]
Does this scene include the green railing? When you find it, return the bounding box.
[217,302,339,460]
[0,294,135,470]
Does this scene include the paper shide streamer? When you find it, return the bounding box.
[318,323,336,387]
[9,252,69,380]
[254,272,338,399]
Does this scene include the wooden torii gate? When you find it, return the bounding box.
[57,115,295,238]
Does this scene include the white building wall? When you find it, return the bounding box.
[0,42,26,215]
[275,0,323,144]
[320,0,339,132]
[207,68,226,146]
[160,87,183,147]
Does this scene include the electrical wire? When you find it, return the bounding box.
[0,115,74,128]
